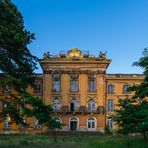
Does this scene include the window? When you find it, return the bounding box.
[107,85,114,94]
[3,100,10,109]
[34,119,41,128]
[87,118,96,131]
[107,117,113,128]
[19,118,26,128]
[70,73,78,92]
[107,99,114,112]
[88,99,96,112]
[3,85,10,93]
[52,97,61,111]
[52,74,61,92]
[3,117,11,128]
[33,84,42,93]
[70,98,77,111]
[53,117,61,123]
[88,74,96,92]
[19,100,25,109]
[123,84,128,94]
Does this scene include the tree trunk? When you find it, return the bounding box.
[143,131,147,141]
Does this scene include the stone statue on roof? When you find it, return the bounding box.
[99,51,106,59]
[43,51,50,59]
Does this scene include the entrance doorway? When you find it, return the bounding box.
[70,117,78,131]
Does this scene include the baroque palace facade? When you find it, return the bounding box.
[0,48,144,133]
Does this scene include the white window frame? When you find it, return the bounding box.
[87,117,97,131]
[52,98,61,111]
[88,99,96,112]
[107,99,114,112]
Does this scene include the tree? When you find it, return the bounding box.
[113,48,148,140]
[0,0,61,134]
[20,93,62,138]
[0,0,38,92]
[0,0,37,127]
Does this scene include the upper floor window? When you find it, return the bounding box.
[70,73,78,92]
[88,99,96,112]
[107,99,114,112]
[70,98,77,111]
[107,85,114,94]
[52,97,61,111]
[88,74,96,92]
[122,84,129,94]
[52,74,61,92]
[3,85,10,93]
[33,84,42,93]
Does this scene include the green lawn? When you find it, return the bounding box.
[0,135,147,148]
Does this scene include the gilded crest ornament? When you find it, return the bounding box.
[66,48,83,60]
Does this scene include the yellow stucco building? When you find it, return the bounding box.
[0,48,144,133]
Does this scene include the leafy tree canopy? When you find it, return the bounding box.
[114,48,148,140]
[0,0,38,92]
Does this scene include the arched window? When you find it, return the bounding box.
[88,99,96,112]
[53,117,61,123]
[70,73,78,92]
[52,98,61,111]
[52,74,61,92]
[70,98,77,111]
[87,117,96,131]
[88,74,96,92]
[34,119,41,128]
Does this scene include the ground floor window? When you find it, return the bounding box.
[53,117,61,123]
[3,117,10,129]
[87,117,96,131]
[107,117,113,128]
[34,119,41,128]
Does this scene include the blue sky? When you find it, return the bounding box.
[12,0,148,74]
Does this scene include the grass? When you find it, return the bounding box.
[0,135,147,148]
